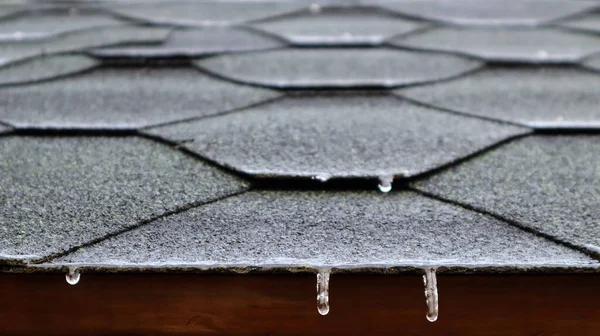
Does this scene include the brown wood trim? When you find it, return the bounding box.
[0,273,598,335]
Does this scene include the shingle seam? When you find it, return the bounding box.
[32,188,252,265]
[409,187,600,262]
[382,23,437,44]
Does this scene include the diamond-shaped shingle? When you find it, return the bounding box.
[250,8,426,46]
[0,67,280,129]
[378,0,597,26]
[390,28,600,63]
[0,55,99,87]
[414,135,600,257]
[195,49,482,89]
[398,67,600,129]
[0,136,248,265]
[146,94,529,180]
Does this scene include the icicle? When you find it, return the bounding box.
[377,175,393,193]
[316,269,330,315]
[423,268,438,322]
[312,174,330,182]
[65,267,80,285]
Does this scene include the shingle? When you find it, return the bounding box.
[109,1,303,27]
[584,55,600,72]
[378,0,597,26]
[389,28,600,63]
[413,136,600,257]
[53,191,596,268]
[90,27,284,59]
[194,49,482,89]
[0,7,125,41]
[0,55,98,87]
[0,67,280,129]
[0,25,170,67]
[0,124,9,133]
[397,67,600,129]
[146,95,528,179]
[250,8,425,46]
[558,10,600,34]
[0,136,248,264]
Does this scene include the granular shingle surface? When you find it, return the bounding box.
[414,136,600,257]
[0,136,248,264]
[0,55,98,87]
[558,11,600,34]
[147,95,528,179]
[54,191,597,267]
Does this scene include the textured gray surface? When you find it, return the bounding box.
[91,28,284,58]
[559,11,600,33]
[147,95,528,179]
[390,28,600,63]
[397,67,600,129]
[195,48,482,88]
[251,8,425,46]
[53,191,597,267]
[0,55,98,87]
[0,124,9,133]
[0,66,281,129]
[378,0,597,26]
[110,1,303,26]
[0,136,248,264]
[0,25,170,67]
[584,55,600,72]
[0,7,125,41]
[414,136,600,256]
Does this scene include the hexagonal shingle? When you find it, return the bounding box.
[558,10,600,34]
[398,67,600,129]
[414,136,600,257]
[53,191,596,268]
[109,1,303,27]
[390,28,600,63]
[0,7,125,41]
[378,0,597,26]
[91,28,284,59]
[0,55,99,87]
[146,95,528,180]
[0,67,280,129]
[195,49,482,89]
[250,8,426,46]
[0,136,249,264]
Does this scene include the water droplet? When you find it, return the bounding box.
[316,269,330,315]
[536,50,549,59]
[309,3,322,14]
[66,267,80,285]
[312,174,330,182]
[377,175,393,193]
[423,268,438,322]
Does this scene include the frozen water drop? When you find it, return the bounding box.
[423,268,438,322]
[66,267,80,285]
[377,175,393,193]
[309,3,322,14]
[316,269,330,316]
[312,174,330,182]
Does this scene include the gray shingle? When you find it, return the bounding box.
[378,0,597,26]
[0,124,9,133]
[584,55,600,72]
[0,7,125,41]
[146,95,529,179]
[558,10,600,34]
[250,9,425,46]
[0,136,248,265]
[195,49,482,89]
[109,1,303,27]
[390,28,600,63]
[397,67,600,129]
[413,136,600,257]
[0,55,98,87]
[0,25,170,67]
[52,191,597,268]
[90,28,284,58]
[0,67,280,129]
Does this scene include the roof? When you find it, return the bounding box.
[0,0,599,274]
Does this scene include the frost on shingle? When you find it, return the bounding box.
[146,95,528,179]
[0,55,98,87]
[109,1,303,27]
[53,191,597,268]
[378,0,597,26]
[250,8,425,46]
[0,7,125,41]
[0,136,249,265]
[390,28,600,63]
[558,10,600,34]
[195,48,482,88]
[0,67,281,129]
[414,136,600,257]
[91,28,284,59]
[398,67,600,129]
